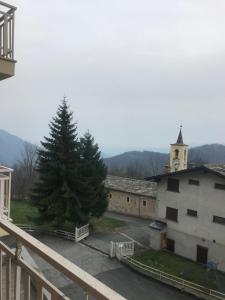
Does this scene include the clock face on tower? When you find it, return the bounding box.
[173,159,180,170]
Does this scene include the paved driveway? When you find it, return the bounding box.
[30,232,196,300]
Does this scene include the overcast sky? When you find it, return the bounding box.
[1,0,225,153]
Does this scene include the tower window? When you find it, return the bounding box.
[143,200,146,207]
[127,196,130,203]
[174,149,179,159]
[184,150,187,161]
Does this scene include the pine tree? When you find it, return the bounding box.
[32,99,82,226]
[78,131,108,221]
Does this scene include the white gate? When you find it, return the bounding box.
[110,241,134,259]
[75,224,89,242]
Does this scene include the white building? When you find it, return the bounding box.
[147,129,225,272]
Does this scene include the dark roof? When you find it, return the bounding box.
[146,164,225,181]
[176,128,183,144]
[105,175,157,197]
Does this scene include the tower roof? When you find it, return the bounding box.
[176,127,183,144]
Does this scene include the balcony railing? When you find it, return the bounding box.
[0,1,16,60]
[0,220,126,299]
[0,166,13,220]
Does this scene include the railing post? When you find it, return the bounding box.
[24,272,30,300]
[14,240,22,300]
[6,256,12,300]
[3,14,8,57]
[0,249,2,300]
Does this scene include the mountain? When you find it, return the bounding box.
[0,129,30,166]
[105,144,225,179]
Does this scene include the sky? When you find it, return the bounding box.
[1,0,225,154]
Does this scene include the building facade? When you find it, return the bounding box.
[105,175,157,219]
[147,128,225,272]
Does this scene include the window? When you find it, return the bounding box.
[127,196,130,203]
[143,200,146,207]
[109,193,112,198]
[189,179,199,186]
[166,238,175,252]
[174,149,179,159]
[167,178,179,192]
[213,216,225,225]
[187,209,198,217]
[166,207,178,222]
[214,183,225,190]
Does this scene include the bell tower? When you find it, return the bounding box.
[169,126,188,172]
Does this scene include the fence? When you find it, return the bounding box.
[0,219,125,300]
[124,257,225,300]
[75,224,89,242]
[0,1,16,60]
[110,241,134,259]
[53,229,76,241]
[16,223,90,242]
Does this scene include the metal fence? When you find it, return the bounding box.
[124,257,225,300]
[0,1,16,59]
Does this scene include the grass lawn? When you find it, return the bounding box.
[90,216,125,233]
[134,249,225,290]
[11,200,125,233]
[11,200,39,225]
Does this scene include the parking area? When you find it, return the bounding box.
[28,214,196,300]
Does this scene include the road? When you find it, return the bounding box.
[30,231,196,300]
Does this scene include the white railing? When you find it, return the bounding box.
[0,1,16,60]
[0,220,126,300]
[124,257,225,300]
[110,241,134,259]
[75,224,89,242]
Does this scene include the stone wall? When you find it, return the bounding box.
[108,189,156,219]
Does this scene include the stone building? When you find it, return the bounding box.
[105,175,157,219]
[147,128,225,272]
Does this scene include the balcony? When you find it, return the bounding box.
[0,165,12,222]
[0,1,16,81]
[0,220,126,299]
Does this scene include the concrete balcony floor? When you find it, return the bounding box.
[0,57,16,80]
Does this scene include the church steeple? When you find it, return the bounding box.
[169,126,188,172]
[176,126,183,144]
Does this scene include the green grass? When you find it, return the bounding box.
[11,200,39,225]
[11,200,125,233]
[134,249,225,290]
[90,216,125,233]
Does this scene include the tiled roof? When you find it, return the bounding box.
[146,164,225,181]
[205,164,225,177]
[105,175,157,197]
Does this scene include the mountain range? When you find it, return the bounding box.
[0,129,29,166]
[104,144,225,178]
[1,129,225,178]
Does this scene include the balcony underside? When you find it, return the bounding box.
[0,57,16,80]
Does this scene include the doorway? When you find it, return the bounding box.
[196,245,208,264]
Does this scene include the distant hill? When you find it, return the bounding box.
[0,129,30,166]
[1,128,225,175]
[105,144,225,179]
